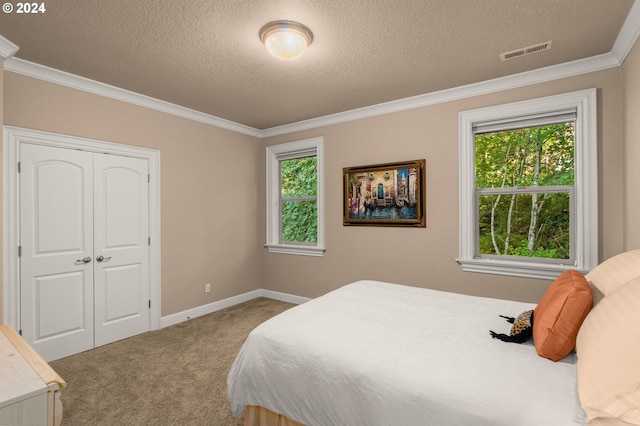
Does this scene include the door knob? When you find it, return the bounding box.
[75,256,92,265]
[96,255,112,262]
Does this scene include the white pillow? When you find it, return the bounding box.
[576,278,640,425]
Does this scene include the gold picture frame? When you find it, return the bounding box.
[343,159,426,227]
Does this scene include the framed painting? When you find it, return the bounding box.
[343,159,426,227]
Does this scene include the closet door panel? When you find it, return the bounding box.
[20,144,95,361]
[93,153,150,347]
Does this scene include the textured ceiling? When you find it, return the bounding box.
[0,0,635,130]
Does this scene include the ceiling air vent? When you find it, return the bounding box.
[501,41,552,61]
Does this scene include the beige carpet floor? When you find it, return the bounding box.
[50,297,295,426]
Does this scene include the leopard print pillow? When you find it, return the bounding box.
[490,310,534,343]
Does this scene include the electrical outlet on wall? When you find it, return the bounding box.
[205,283,211,293]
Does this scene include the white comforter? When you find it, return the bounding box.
[227,280,586,426]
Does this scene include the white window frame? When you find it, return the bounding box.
[458,89,598,279]
[265,137,325,256]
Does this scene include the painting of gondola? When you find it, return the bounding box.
[343,159,426,227]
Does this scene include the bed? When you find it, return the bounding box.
[228,249,640,426]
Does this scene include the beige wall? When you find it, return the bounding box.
[623,38,640,250]
[0,57,3,319]
[0,40,636,319]
[262,68,626,303]
[2,72,263,317]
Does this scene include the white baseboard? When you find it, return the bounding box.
[160,289,310,328]
[260,289,311,305]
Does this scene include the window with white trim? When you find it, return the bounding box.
[458,89,598,279]
[265,137,325,256]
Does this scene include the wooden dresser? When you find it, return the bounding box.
[0,325,65,426]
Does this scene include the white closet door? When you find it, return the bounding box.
[93,153,149,347]
[20,144,95,361]
[20,143,150,361]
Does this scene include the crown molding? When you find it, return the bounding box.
[5,52,622,140]
[3,1,639,140]
[263,2,640,137]
[261,52,622,137]
[3,57,262,138]
[611,0,640,62]
[0,36,19,59]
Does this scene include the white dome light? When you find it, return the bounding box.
[259,21,313,60]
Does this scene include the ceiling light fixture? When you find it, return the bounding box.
[259,20,313,60]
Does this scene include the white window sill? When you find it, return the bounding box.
[456,258,586,280]
[265,244,326,257]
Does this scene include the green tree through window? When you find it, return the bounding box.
[475,123,574,259]
[280,156,318,243]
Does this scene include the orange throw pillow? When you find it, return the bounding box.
[533,270,593,361]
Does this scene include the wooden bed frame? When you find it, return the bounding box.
[244,405,303,426]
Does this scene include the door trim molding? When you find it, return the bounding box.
[3,126,162,332]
